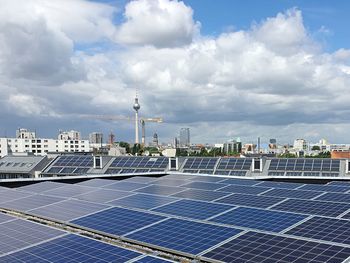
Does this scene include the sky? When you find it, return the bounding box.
[0,0,350,145]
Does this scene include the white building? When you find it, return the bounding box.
[0,137,90,157]
[16,128,36,139]
[89,132,103,144]
[293,139,308,151]
[58,130,81,140]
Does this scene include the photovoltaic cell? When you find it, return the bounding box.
[71,207,166,236]
[103,181,148,191]
[135,256,174,263]
[203,231,350,263]
[210,207,306,232]
[29,199,109,222]
[0,219,64,255]
[255,181,303,189]
[298,184,350,193]
[327,181,350,186]
[262,188,323,200]
[218,185,271,195]
[123,176,159,184]
[108,194,178,210]
[188,176,227,183]
[215,193,285,209]
[0,213,15,224]
[126,218,241,255]
[1,234,141,262]
[42,184,96,198]
[0,194,64,211]
[286,216,350,245]
[315,192,350,203]
[19,181,65,193]
[272,199,350,217]
[180,181,227,191]
[135,185,185,196]
[74,189,133,203]
[0,189,34,203]
[153,199,233,220]
[183,158,218,170]
[76,178,117,187]
[152,178,191,187]
[219,178,260,186]
[171,189,230,202]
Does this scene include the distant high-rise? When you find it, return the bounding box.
[58,130,81,140]
[16,128,36,139]
[152,133,159,147]
[89,132,103,144]
[179,128,190,147]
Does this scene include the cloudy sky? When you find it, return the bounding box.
[1,0,350,145]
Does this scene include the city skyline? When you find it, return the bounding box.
[1,0,350,143]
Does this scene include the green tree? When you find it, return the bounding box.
[311,145,321,151]
[132,143,143,155]
[118,141,131,153]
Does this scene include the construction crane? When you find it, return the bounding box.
[80,114,163,146]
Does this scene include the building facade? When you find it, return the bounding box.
[179,128,190,147]
[89,132,103,144]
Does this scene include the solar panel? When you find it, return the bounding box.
[153,199,233,220]
[215,193,285,209]
[19,181,65,193]
[0,189,33,203]
[216,158,252,170]
[268,158,340,172]
[135,185,185,196]
[0,213,16,224]
[272,199,350,217]
[183,158,218,170]
[327,181,350,186]
[152,178,191,187]
[202,231,350,263]
[103,181,148,191]
[262,188,323,200]
[71,207,166,236]
[0,219,65,255]
[123,176,159,184]
[180,181,227,191]
[315,192,350,203]
[286,216,350,245]
[74,189,133,203]
[126,218,241,255]
[171,188,230,201]
[76,178,118,187]
[218,185,271,195]
[209,207,306,232]
[135,255,174,263]
[189,175,227,183]
[0,194,64,211]
[1,234,142,262]
[298,184,350,193]
[109,156,168,169]
[219,178,259,186]
[109,194,178,210]
[29,199,109,221]
[255,181,303,189]
[41,184,96,198]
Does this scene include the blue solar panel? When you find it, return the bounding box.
[272,199,350,217]
[216,158,252,170]
[19,181,65,193]
[315,192,350,203]
[215,193,285,208]
[29,199,109,221]
[103,181,148,191]
[0,219,65,255]
[298,184,350,193]
[0,189,34,203]
[328,181,350,186]
[218,185,271,195]
[1,234,141,262]
[180,181,227,191]
[71,207,166,236]
[255,181,303,189]
[123,176,158,184]
[74,189,133,203]
[135,256,174,263]
[262,188,323,200]
[1,194,64,211]
[153,199,233,220]
[126,218,241,255]
[152,178,191,187]
[108,194,178,210]
[135,185,185,196]
[77,178,117,187]
[210,207,306,232]
[286,216,350,245]
[183,158,218,170]
[0,213,15,224]
[219,178,259,186]
[203,231,350,263]
[189,176,226,183]
[171,188,230,201]
[41,184,96,198]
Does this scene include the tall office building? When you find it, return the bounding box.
[179,128,190,147]
[89,132,103,144]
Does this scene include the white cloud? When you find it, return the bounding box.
[115,0,200,47]
[0,1,350,144]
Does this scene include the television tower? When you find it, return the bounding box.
[133,94,141,144]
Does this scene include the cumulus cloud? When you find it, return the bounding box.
[115,0,200,47]
[1,0,350,144]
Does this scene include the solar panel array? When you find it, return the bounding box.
[268,158,341,177]
[106,156,168,174]
[2,174,350,262]
[44,155,93,175]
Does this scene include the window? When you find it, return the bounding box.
[44,140,48,143]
